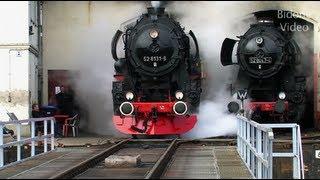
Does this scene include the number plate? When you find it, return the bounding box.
[143,56,167,62]
[316,150,320,159]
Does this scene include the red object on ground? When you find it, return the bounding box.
[54,115,69,137]
[54,115,69,122]
[113,102,197,135]
[246,101,289,112]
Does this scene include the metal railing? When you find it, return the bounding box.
[237,116,274,179]
[237,116,304,179]
[0,117,55,168]
[264,123,304,179]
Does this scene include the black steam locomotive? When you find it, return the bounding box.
[111,7,202,135]
[221,18,306,123]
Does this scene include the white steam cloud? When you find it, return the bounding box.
[66,2,147,137]
[151,1,162,8]
[183,90,239,139]
[167,2,253,138]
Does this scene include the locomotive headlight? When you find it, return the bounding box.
[125,92,134,100]
[149,29,159,39]
[119,102,134,116]
[175,91,184,100]
[278,92,286,100]
[173,101,188,115]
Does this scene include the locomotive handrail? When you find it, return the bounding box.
[237,116,305,179]
[111,30,123,61]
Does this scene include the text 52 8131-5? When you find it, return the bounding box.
[143,56,167,62]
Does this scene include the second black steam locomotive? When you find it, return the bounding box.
[221,17,307,123]
[111,7,202,135]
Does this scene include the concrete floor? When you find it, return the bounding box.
[54,136,124,147]
[54,129,126,147]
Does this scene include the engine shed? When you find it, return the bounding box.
[0,1,319,179]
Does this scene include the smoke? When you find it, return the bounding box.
[183,90,239,139]
[151,1,162,8]
[166,2,253,138]
[66,2,146,137]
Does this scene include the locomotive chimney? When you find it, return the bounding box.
[147,7,165,15]
[254,11,275,24]
[257,17,274,24]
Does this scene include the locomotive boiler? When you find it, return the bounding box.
[221,18,307,123]
[111,7,202,135]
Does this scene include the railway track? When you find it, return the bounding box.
[51,138,247,179]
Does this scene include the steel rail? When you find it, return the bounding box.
[50,139,129,179]
[144,138,179,179]
[51,138,242,179]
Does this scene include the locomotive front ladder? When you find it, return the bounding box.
[237,115,304,179]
